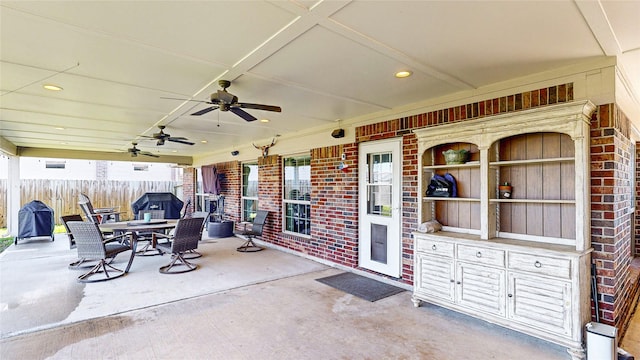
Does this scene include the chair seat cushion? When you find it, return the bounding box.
[105,243,130,257]
[156,241,172,252]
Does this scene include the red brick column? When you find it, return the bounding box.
[258,155,282,242]
[182,167,196,214]
[307,144,359,266]
[214,161,241,223]
[590,103,636,330]
[402,133,419,284]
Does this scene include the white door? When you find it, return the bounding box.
[359,139,402,277]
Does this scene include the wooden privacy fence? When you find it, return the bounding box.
[0,179,179,227]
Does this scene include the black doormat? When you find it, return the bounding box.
[315,272,405,302]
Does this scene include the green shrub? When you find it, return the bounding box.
[0,236,13,254]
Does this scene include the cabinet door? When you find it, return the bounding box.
[416,253,455,302]
[507,272,572,337]
[456,262,506,316]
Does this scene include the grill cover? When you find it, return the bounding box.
[131,192,184,219]
[18,200,55,240]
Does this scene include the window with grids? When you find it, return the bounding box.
[242,162,259,222]
[283,155,311,235]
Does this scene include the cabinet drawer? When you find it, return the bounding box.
[508,252,571,279]
[457,245,505,267]
[416,238,454,258]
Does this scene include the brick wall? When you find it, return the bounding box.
[402,134,419,284]
[257,155,282,242]
[182,167,196,215]
[214,161,241,223]
[590,104,637,330]
[305,144,359,265]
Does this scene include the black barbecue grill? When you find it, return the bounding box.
[16,200,55,245]
[131,192,184,219]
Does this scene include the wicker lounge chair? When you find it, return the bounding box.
[180,211,209,259]
[66,221,131,282]
[235,210,268,252]
[78,193,120,224]
[156,217,204,274]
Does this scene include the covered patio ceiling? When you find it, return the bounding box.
[1,1,639,164]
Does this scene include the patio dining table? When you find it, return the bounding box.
[99,219,178,272]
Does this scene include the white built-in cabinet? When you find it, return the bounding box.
[412,101,595,360]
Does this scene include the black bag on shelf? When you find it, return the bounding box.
[427,174,454,197]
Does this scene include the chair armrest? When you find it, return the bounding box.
[152,232,173,246]
[153,232,173,240]
[94,210,120,215]
[103,232,129,245]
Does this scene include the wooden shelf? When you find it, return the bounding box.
[490,157,574,166]
[423,161,480,170]
[490,198,575,204]
[423,197,481,202]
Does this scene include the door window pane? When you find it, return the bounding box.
[367,152,392,217]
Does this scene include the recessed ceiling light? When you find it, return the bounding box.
[201,140,208,144]
[260,119,270,123]
[60,142,68,145]
[43,84,63,91]
[55,127,65,130]
[395,71,412,78]
[172,150,177,153]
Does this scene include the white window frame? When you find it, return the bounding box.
[282,154,311,237]
[241,162,259,222]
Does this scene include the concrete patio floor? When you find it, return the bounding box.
[0,231,637,359]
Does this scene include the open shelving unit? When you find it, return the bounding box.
[411,101,596,360]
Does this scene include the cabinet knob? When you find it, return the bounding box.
[476,251,482,258]
[450,279,455,283]
[534,261,542,268]
[432,245,437,251]
[508,294,513,298]
[456,281,461,285]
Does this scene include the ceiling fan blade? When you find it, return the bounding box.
[192,106,219,116]
[141,152,160,158]
[237,102,281,112]
[161,97,210,104]
[168,137,195,145]
[230,107,257,122]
